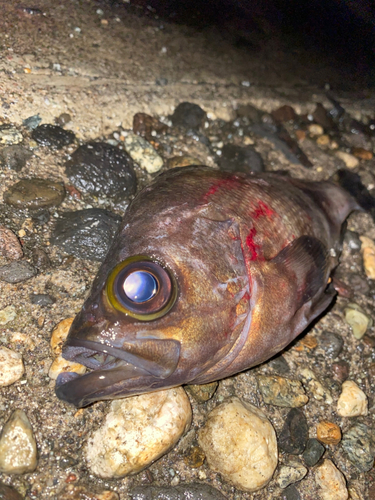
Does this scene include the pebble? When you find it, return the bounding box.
[167,155,201,169]
[50,317,75,355]
[276,461,307,488]
[281,485,301,500]
[218,143,264,173]
[198,397,277,492]
[58,484,119,500]
[302,438,325,466]
[65,142,137,201]
[130,483,227,500]
[22,114,42,130]
[236,104,262,122]
[300,368,333,404]
[278,408,308,455]
[0,347,24,386]
[31,124,75,148]
[344,230,361,252]
[316,134,330,146]
[0,226,23,260]
[268,355,290,374]
[308,124,324,136]
[51,208,121,261]
[48,354,86,380]
[31,209,51,226]
[3,178,65,209]
[30,293,55,306]
[331,360,350,382]
[0,261,37,283]
[257,375,308,407]
[316,421,341,445]
[271,105,297,123]
[344,303,372,339]
[342,423,374,472]
[315,459,348,500]
[0,145,32,171]
[360,235,375,279]
[312,103,335,130]
[335,151,359,169]
[337,380,368,417]
[32,247,50,269]
[0,125,23,145]
[55,113,72,126]
[0,482,23,500]
[86,388,192,478]
[318,331,344,358]
[352,147,373,160]
[346,273,370,295]
[183,445,205,468]
[124,133,164,173]
[133,112,169,140]
[185,381,218,403]
[171,102,207,129]
[0,410,37,473]
[0,305,17,325]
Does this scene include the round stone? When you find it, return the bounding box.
[31,124,75,148]
[171,102,206,129]
[0,347,24,386]
[3,178,65,209]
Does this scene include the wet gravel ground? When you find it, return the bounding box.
[0,95,375,500]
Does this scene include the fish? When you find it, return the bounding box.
[55,166,358,407]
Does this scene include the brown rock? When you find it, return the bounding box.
[185,381,218,403]
[331,361,350,382]
[352,147,373,160]
[167,156,201,169]
[317,421,342,445]
[133,112,168,140]
[0,226,23,260]
[271,105,297,123]
[294,130,306,141]
[184,446,205,468]
[50,317,75,356]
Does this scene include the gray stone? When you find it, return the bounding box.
[0,261,37,283]
[130,484,227,500]
[341,423,374,472]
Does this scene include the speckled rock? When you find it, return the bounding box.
[0,410,37,473]
[86,388,192,478]
[65,142,137,201]
[171,102,206,129]
[130,483,227,500]
[257,375,308,407]
[300,368,333,404]
[48,354,86,380]
[218,143,264,173]
[30,293,55,306]
[315,459,348,500]
[331,361,350,382]
[0,347,24,386]
[0,306,16,326]
[3,178,65,209]
[31,123,75,148]
[342,423,374,472]
[344,303,372,339]
[337,380,368,417]
[22,114,42,130]
[317,421,341,445]
[167,155,201,169]
[0,261,37,283]
[319,332,344,358]
[185,381,218,403]
[0,226,23,260]
[281,485,301,500]
[277,461,307,489]
[133,112,169,140]
[51,208,121,261]
[335,151,359,169]
[124,132,164,173]
[360,235,375,279]
[50,317,74,355]
[0,125,23,145]
[278,408,308,455]
[268,355,290,375]
[302,438,325,467]
[0,482,23,500]
[0,145,32,171]
[198,397,277,492]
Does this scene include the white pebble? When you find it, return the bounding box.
[277,461,307,489]
[48,355,86,380]
[308,124,324,136]
[86,387,192,478]
[198,397,277,492]
[337,380,368,417]
[315,459,348,500]
[0,346,24,386]
[335,151,359,169]
[0,409,38,473]
[344,304,371,339]
[0,305,17,325]
[124,132,163,173]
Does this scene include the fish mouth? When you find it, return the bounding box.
[55,337,181,407]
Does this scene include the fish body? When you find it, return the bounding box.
[55,166,357,407]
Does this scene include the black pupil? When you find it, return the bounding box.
[123,271,158,303]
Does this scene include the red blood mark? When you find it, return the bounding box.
[243,291,250,302]
[253,200,275,219]
[202,175,240,203]
[246,227,260,261]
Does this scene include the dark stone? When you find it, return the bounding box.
[130,483,227,500]
[133,113,168,140]
[267,355,290,375]
[55,113,72,126]
[331,360,350,382]
[31,209,50,225]
[271,105,297,123]
[281,485,301,500]
[319,331,344,358]
[3,178,65,209]
[30,294,55,306]
[278,408,309,455]
[186,130,211,147]
[343,230,361,252]
[58,455,78,469]
[0,145,32,171]
[65,142,137,201]
[312,103,335,130]
[0,482,23,500]
[236,104,262,122]
[31,124,75,148]
[341,423,375,472]
[218,143,264,173]
[22,114,42,130]
[171,102,206,129]
[51,208,121,261]
[32,248,50,269]
[302,438,325,467]
[0,261,37,283]
[346,274,370,295]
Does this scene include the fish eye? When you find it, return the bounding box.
[106,256,177,321]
